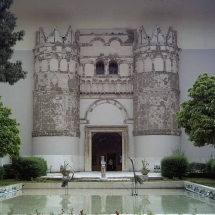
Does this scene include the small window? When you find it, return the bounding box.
[96,61,104,75]
[109,61,118,74]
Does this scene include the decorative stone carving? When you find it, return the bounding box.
[125,29,135,44]
[80,76,133,95]
[33,26,80,137]
[133,25,181,136]
[107,37,123,45]
[33,25,181,139]
[90,37,106,46]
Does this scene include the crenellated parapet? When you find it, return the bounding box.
[32,26,80,137]
[134,25,180,74]
[133,25,181,136]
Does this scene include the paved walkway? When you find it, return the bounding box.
[43,171,162,180]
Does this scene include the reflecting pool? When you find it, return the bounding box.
[1,189,215,214]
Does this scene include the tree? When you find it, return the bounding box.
[0,97,21,157]
[0,0,27,85]
[176,73,215,147]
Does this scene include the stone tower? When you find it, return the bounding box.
[32,26,80,171]
[133,26,181,165]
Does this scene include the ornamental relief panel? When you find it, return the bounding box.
[133,91,180,136]
[81,35,133,47]
[134,72,179,91]
[133,70,180,136]
[32,90,80,137]
[34,72,79,90]
[80,77,133,95]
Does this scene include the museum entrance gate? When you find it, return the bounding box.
[92,132,122,171]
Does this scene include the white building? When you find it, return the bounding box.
[0,0,215,172]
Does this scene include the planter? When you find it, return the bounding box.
[141,170,150,175]
[60,170,70,176]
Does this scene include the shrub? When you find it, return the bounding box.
[211,160,215,176]
[0,166,4,180]
[161,155,188,179]
[11,156,47,181]
[205,157,214,177]
[187,162,207,177]
[24,157,47,176]
[172,147,185,157]
[188,162,206,173]
[3,164,15,179]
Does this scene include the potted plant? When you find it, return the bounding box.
[141,158,150,175]
[60,161,70,176]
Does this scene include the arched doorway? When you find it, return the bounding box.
[84,126,129,171]
[92,132,122,171]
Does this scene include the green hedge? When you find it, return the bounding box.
[187,162,207,178]
[3,164,15,179]
[0,166,4,180]
[11,156,47,181]
[211,160,215,176]
[188,162,206,173]
[161,155,188,179]
[205,157,214,177]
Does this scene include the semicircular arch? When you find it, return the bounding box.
[84,99,130,124]
[108,37,123,45]
[89,37,106,46]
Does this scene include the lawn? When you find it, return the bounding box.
[185,177,215,188]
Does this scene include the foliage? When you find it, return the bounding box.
[187,162,206,177]
[25,157,48,176]
[161,155,188,179]
[0,166,4,180]
[205,156,214,176]
[11,156,47,181]
[0,0,27,84]
[0,97,21,157]
[211,159,215,176]
[171,147,185,156]
[60,161,69,171]
[3,163,14,179]
[141,158,149,170]
[176,73,215,147]
[188,162,206,173]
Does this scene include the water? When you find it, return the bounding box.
[1,189,215,214]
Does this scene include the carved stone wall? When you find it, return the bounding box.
[79,31,134,99]
[133,26,181,136]
[32,27,80,137]
[33,26,181,139]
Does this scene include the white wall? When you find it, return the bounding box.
[0,51,34,156]
[134,135,180,171]
[33,136,80,171]
[11,0,215,50]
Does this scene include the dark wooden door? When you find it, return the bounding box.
[92,132,122,171]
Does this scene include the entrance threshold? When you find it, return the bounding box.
[42,172,162,180]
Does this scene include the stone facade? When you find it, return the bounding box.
[32,25,181,171]
[32,27,80,137]
[133,26,181,136]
